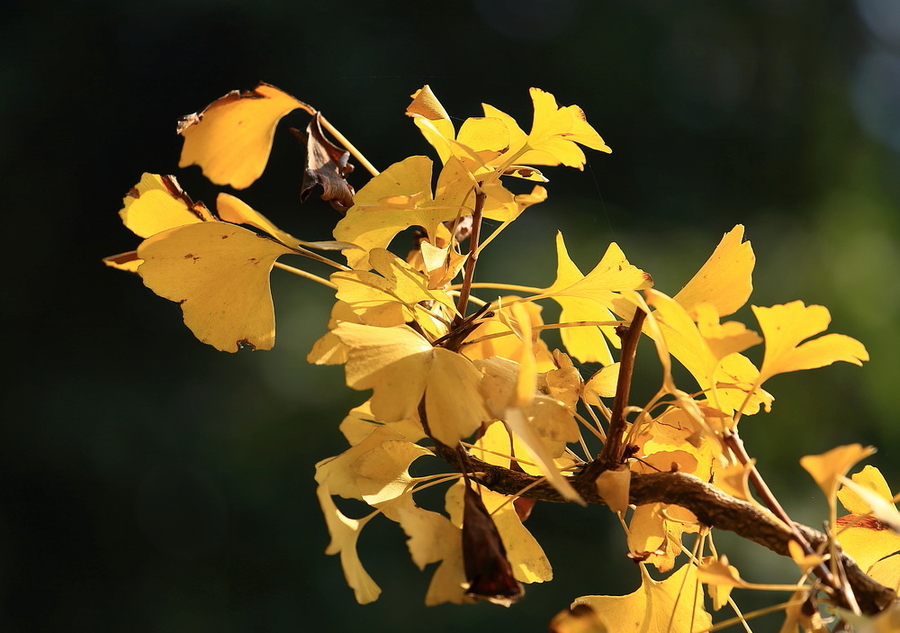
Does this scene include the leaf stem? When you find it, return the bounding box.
[273,262,337,288]
[454,282,545,294]
[318,114,380,177]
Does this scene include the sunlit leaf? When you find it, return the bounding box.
[543,232,652,364]
[573,563,712,633]
[800,444,876,501]
[754,301,869,384]
[673,225,754,319]
[315,483,381,604]
[333,323,488,446]
[118,173,213,238]
[178,83,313,189]
[136,222,294,352]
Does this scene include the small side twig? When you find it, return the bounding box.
[597,308,646,466]
[452,186,486,328]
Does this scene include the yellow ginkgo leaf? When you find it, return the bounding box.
[137,222,294,352]
[698,555,746,611]
[333,156,475,270]
[800,443,876,501]
[331,248,456,332]
[333,323,488,446]
[526,88,612,169]
[595,466,630,513]
[215,192,353,252]
[583,363,619,404]
[573,563,712,633]
[673,225,755,319]
[462,299,557,372]
[315,483,381,604]
[754,301,869,384]
[482,89,611,171]
[351,439,433,507]
[336,399,425,446]
[548,604,609,633]
[406,85,456,164]
[119,173,213,238]
[838,465,896,516]
[839,475,900,532]
[103,173,214,272]
[178,83,314,189]
[645,290,768,416]
[382,493,458,571]
[835,513,900,591]
[543,233,652,364]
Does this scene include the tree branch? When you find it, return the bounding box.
[431,441,896,617]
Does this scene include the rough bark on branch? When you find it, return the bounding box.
[434,442,896,617]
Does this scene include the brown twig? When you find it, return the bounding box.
[597,308,646,466]
[452,186,486,328]
[722,431,860,614]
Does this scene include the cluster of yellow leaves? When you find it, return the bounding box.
[108,83,879,628]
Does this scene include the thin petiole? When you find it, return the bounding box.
[274,262,337,289]
[318,114,380,177]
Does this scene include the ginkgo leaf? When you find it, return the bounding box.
[424,528,478,606]
[333,322,488,446]
[351,438,433,506]
[136,222,294,352]
[307,301,362,367]
[754,301,869,384]
[573,563,712,633]
[800,443,876,501]
[333,156,476,270]
[337,399,425,446]
[482,89,611,170]
[215,192,350,251]
[315,484,381,604]
[462,299,557,372]
[583,363,619,404]
[835,513,900,592]
[102,250,142,272]
[543,232,652,364]
[104,173,214,271]
[119,173,213,238]
[838,465,896,516]
[331,248,456,334]
[549,604,609,633]
[383,494,458,570]
[698,555,746,611]
[673,225,754,319]
[406,85,456,164]
[477,356,580,456]
[839,475,900,532]
[315,425,405,500]
[835,465,900,591]
[645,290,768,416]
[627,502,699,573]
[595,466,630,513]
[525,88,612,168]
[178,83,314,189]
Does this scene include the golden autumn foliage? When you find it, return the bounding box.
[107,83,898,632]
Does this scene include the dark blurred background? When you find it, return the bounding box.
[3,0,900,630]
